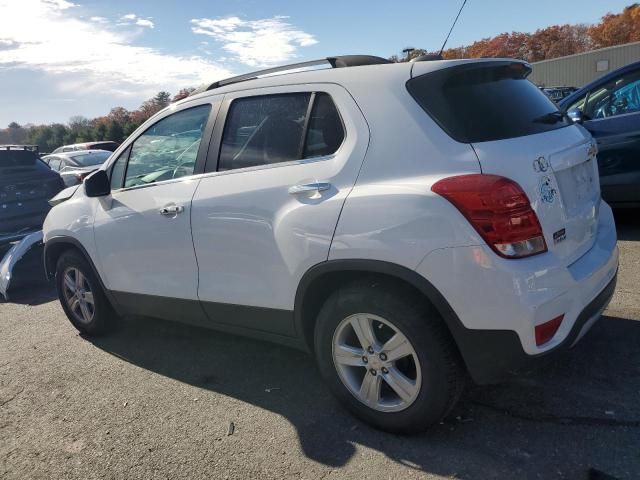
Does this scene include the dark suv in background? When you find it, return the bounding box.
[0,145,64,245]
[560,61,640,207]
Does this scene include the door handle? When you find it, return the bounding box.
[288,182,332,195]
[159,205,184,216]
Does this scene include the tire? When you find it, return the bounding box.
[314,279,465,434]
[55,249,117,336]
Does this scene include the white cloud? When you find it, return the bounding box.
[119,12,154,29]
[0,0,231,98]
[135,18,154,28]
[89,16,108,24]
[191,16,317,67]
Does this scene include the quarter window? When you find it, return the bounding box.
[109,146,130,190]
[123,105,211,188]
[566,94,587,114]
[303,93,345,159]
[48,157,62,171]
[218,92,344,171]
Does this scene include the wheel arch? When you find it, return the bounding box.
[44,236,123,315]
[294,259,466,352]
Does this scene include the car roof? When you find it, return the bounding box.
[48,149,112,158]
[175,57,529,106]
[559,60,640,109]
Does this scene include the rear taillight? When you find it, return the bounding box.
[432,174,547,259]
[535,315,564,346]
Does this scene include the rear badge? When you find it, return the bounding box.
[539,176,556,204]
[533,156,549,173]
[553,228,566,245]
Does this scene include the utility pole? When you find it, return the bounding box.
[402,47,415,62]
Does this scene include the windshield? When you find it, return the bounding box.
[70,151,111,167]
[407,62,572,143]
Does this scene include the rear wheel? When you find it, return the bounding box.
[56,249,117,336]
[314,280,464,433]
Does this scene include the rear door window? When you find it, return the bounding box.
[407,62,572,143]
[218,92,345,171]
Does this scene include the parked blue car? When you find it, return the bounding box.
[559,61,640,208]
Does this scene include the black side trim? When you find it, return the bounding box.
[44,236,123,316]
[111,290,209,326]
[110,291,303,349]
[201,301,295,337]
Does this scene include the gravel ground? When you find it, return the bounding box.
[1,213,639,480]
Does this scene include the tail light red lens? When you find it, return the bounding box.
[535,314,564,346]
[432,174,547,259]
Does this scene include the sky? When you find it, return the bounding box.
[0,0,631,126]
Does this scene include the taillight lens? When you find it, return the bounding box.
[432,174,547,259]
[535,314,564,346]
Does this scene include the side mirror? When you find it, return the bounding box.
[567,108,585,123]
[84,170,110,197]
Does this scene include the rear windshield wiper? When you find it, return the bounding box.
[533,111,567,124]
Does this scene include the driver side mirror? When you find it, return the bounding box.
[84,170,111,197]
[567,108,585,124]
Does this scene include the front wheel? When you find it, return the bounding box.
[314,280,464,433]
[56,249,117,336]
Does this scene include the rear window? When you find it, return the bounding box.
[71,151,111,166]
[0,150,37,168]
[407,62,572,143]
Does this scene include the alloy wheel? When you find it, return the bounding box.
[332,313,422,412]
[62,267,95,325]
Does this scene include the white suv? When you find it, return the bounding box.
[43,55,619,433]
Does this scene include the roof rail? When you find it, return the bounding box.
[193,55,392,94]
[0,144,39,152]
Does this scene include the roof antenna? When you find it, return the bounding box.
[439,0,469,57]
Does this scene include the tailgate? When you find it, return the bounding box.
[472,126,600,263]
[407,60,602,263]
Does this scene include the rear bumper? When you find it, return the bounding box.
[450,272,616,383]
[416,201,619,384]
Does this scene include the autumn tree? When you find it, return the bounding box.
[528,24,592,62]
[172,87,196,102]
[589,3,640,47]
[422,4,632,63]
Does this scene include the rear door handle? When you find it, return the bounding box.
[159,205,184,216]
[288,182,332,195]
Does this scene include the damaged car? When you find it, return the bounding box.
[0,145,65,297]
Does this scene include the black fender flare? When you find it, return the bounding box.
[294,259,463,341]
[293,259,524,384]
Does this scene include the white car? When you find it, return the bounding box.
[43,55,618,433]
[43,150,113,186]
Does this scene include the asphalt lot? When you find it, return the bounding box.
[1,213,639,480]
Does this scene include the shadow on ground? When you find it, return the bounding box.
[3,214,639,478]
[614,210,640,241]
[87,312,640,479]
